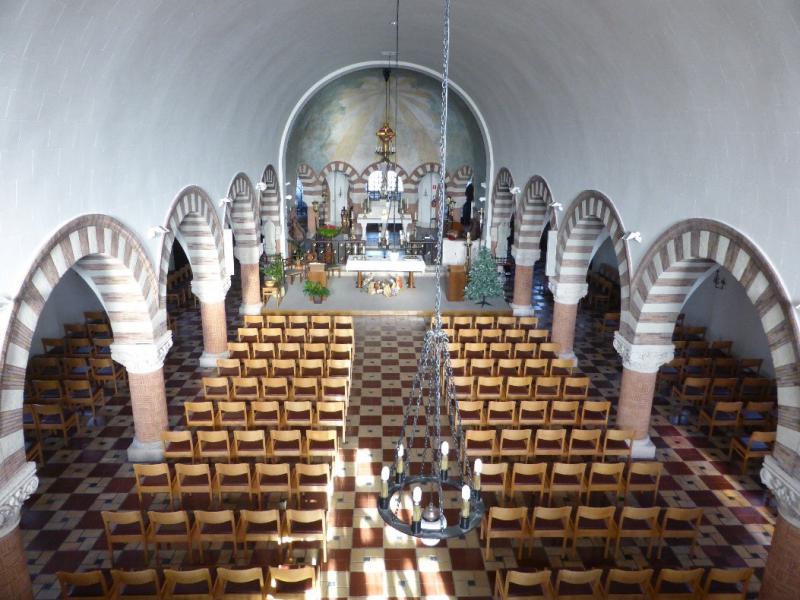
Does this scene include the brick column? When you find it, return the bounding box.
[192,278,231,368]
[239,262,263,315]
[613,333,674,459]
[761,455,800,599]
[510,247,539,317]
[111,332,173,462]
[549,280,588,362]
[0,462,38,600]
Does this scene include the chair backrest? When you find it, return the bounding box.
[268,565,316,597]
[176,462,211,482]
[702,568,753,599]
[488,506,528,528]
[216,359,241,377]
[111,569,160,594]
[202,377,230,399]
[255,462,292,487]
[251,342,276,360]
[244,359,269,377]
[57,570,109,599]
[502,569,553,597]
[604,569,654,596]
[653,568,703,597]
[554,569,603,594]
[326,359,352,378]
[162,568,213,598]
[262,376,290,398]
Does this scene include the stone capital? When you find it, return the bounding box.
[0,462,38,538]
[761,455,800,528]
[111,331,173,374]
[613,332,674,373]
[548,279,588,305]
[191,277,231,304]
[234,246,262,265]
[511,246,541,267]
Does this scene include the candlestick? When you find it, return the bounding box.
[460,484,471,528]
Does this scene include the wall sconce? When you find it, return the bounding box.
[713,269,726,290]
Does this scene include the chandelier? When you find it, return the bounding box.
[377,0,484,543]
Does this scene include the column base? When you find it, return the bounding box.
[629,436,657,459]
[239,302,264,316]
[126,439,164,463]
[558,350,577,366]
[510,303,535,316]
[198,350,229,368]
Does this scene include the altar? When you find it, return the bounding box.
[356,200,413,230]
[345,255,427,288]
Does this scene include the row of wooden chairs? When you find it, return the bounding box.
[671,339,735,358]
[29,357,127,390]
[672,377,775,416]
[433,314,540,331]
[23,403,81,443]
[101,508,327,564]
[450,357,576,377]
[464,428,635,463]
[242,313,353,330]
[58,565,318,600]
[453,375,590,402]
[495,566,753,600]
[458,399,610,429]
[482,504,704,561]
[595,312,620,334]
[214,358,352,381]
[162,428,340,463]
[673,324,708,341]
[443,327,552,345]
[197,376,350,405]
[472,460,662,506]
[227,341,354,361]
[183,400,346,439]
[38,335,113,359]
[166,264,193,308]
[446,341,562,360]
[134,461,332,509]
[659,357,768,388]
[27,379,107,417]
[236,326,354,345]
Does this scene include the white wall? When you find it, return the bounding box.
[681,268,775,377]
[29,270,104,355]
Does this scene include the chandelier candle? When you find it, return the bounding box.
[380,466,390,509]
[460,484,471,529]
[395,443,405,483]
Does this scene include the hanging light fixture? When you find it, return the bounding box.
[377,0,483,544]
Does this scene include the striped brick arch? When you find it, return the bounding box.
[259,165,281,253]
[490,167,514,234]
[318,161,359,217]
[446,164,473,207]
[158,186,226,306]
[553,191,632,312]
[0,215,163,481]
[622,219,800,467]
[296,163,321,207]
[408,162,442,186]
[225,173,261,264]
[514,175,556,261]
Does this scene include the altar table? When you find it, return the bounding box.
[345,256,427,288]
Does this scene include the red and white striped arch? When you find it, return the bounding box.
[552,191,632,311]
[445,164,473,208]
[624,218,800,471]
[318,161,360,217]
[158,186,226,306]
[490,168,514,231]
[408,162,442,186]
[513,175,556,263]
[259,165,281,253]
[296,163,322,208]
[225,173,261,264]
[0,215,163,482]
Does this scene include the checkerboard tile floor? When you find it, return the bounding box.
[21,270,775,598]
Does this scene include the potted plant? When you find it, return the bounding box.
[261,258,284,286]
[317,224,341,239]
[303,280,330,304]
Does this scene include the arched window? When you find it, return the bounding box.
[367,171,383,200]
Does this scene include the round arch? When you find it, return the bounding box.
[259,164,281,254]
[225,172,261,264]
[513,175,557,262]
[0,214,163,479]
[623,218,800,471]
[318,161,360,224]
[552,190,632,313]
[490,167,514,257]
[158,186,227,307]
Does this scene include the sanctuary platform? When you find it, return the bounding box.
[264,273,511,316]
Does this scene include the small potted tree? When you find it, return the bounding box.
[303,280,330,304]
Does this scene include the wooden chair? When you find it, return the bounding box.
[489,342,512,359]
[267,565,318,600]
[494,569,553,600]
[161,430,195,462]
[332,328,354,345]
[315,401,347,443]
[487,400,517,428]
[458,328,481,344]
[549,359,575,377]
[193,509,237,561]
[548,462,585,505]
[288,315,309,330]
[216,359,242,378]
[596,312,620,335]
[573,505,616,558]
[549,400,579,427]
[174,463,213,505]
[284,327,306,344]
[265,315,287,330]
[251,343,276,361]
[449,357,469,376]
[671,377,711,410]
[529,505,572,558]
[321,377,350,406]
[237,328,259,344]
[497,358,522,376]
[292,377,319,402]
[554,569,603,599]
[738,377,771,402]
[66,337,94,358]
[294,462,331,507]
[568,429,601,462]
[254,463,292,509]
[184,400,215,429]
[326,359,352,379]
[217,401,248,430]
[457,400,485,428]
[447,341,462,358]
[652,568,703,600]
[614,506,659,559]
[244,359,269,378]
[214,462,253,504]
[464,342,487,359]
[90,357,126,393]
[737,359,763,378]
[243,315,265,328]
[482,506,529,560]
[213,567,265,599]
[284,508,327,562]
[57,570,110,600]
[270,429,303,460]
[701,568,753,600]
[657,358,685,390]
[102,510,148,564]
[498,428,532,461]
[62,356,91,381]
[234,429,268,461]
[283,401,314,429]
[698,401,742,438]
[503,328,526,344]
[514,343,538,359]
[33,379,64,403]
[602,430,634,463]
[580,401,611,428]
[110,569,162,600]
[708,377,738,404]
[470,358,496,376]
[329,343,354,361]
[63,379,104,419]
[561,377,589,402]
[464,429,497,461]
[259,328,284,345]
[533,429,566,461]
[262,376,291,401]
[278,343,302,360]
[584,461,624,502]
[603,568,654,600]
[249,401,281,431]
[538,342,561,360]
[161,568,213,600]
[510,462,548,505]
[33,403,80,442]
[712,357,738,378]
[518,400,548,428]
[479,461,509,501]
[237,509,282,557]
[306,429,338,464]
[527,329,549,344]
[625,462,662,504]
[737,400,775,431]
[134,463,174,508]
[656,507,703,559]
[481,328,504,345]
[728,430,775,473]
[227,342,251,361]
[42,337,66,356]
[505,376,533,402]
[453,376,475,400]
[534,376,561,402]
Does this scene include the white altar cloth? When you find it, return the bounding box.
[345,256,427,274]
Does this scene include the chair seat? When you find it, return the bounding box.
[298,474,328,486]
[237,441,265,452]
[514,473,543,485]
[220,474,249,486]
[258,474,289,486]
[743,411,766,421]
[590,474,617,485]
[571,440,597,451]
[190,411,214,422]
[482,473,504,486]
[577,517,610,530]
[664,520,696,532]
[165,440,193,453]
[142,474,169,486]
[309,439,336,451]
[737,437,770,451]
[469,440,494,450]
[180,475,209,487]
[201,441,228,452]
[200,522,234,535]
[537,440,562,450]
[502,439,527,450]
[552,474,580,485]
[274,440,300,451]
[96,367,114,376]
[619,518,654,531]
[110,522,142,536]
[290,521,324,534]
[533,518,566,531]
[490,518,524,531]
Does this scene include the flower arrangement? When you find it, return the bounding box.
[317,225,341,239]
